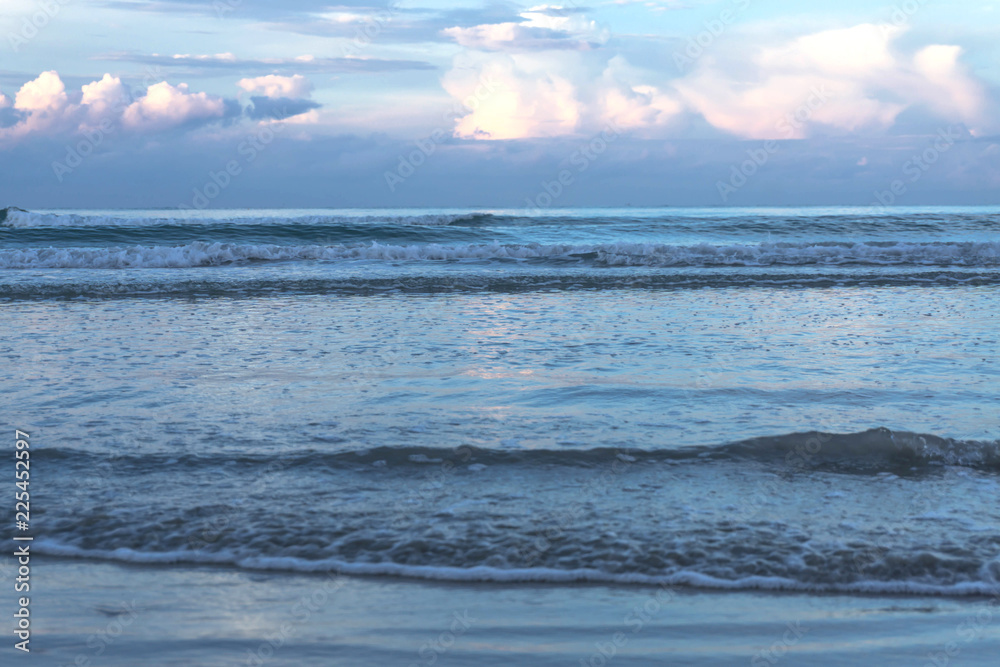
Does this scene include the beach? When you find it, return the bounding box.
[4,557,998,666]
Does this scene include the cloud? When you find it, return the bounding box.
[14,71,69,113]
[597,58,682,133]
[237,75,321,123]
[80,74,130,121]
[99,0,381,20]
[0,69,334,149]
[443,48,687,141]
[263,4,526,46]
[0,71,74,139]
[94,51,435,74]
[677,24,990,139]
[0,71,242,146]
[238,74,313,99]
[0,89,22,129]
[5,129,996,209]
[440,5,680,141]
[443,5,606,51]
[245,96,321,121]
[443,53,582,139]
[912,44,985,130]
[756,24,899,77]
[122,81,226,131]
[440,18,995,141]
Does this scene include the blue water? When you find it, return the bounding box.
[3,206,999,595]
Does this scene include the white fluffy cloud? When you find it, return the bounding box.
[14,70,68,112]
[80,74,130,122]
[443,53,583,139]
[238,74,313,99]
[441,50,681,140]
[0,71,72,140]
[441,18,992,141]
[678,24,987,139]
[757,24,898,77]
[122,82,225,131]
[912,44,984,126]
[0,71,232,146]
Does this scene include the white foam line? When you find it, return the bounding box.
[34,540,1000,597]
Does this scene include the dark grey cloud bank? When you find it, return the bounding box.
[4,130,998,209]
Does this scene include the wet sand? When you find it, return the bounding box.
[6,556,999,666]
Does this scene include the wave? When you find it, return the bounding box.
[2,240,999,269]
[0,208,495,228]
[0,206,27,223]
[34,429,1000,597]
[2,271,996,301]
[32,540,1000,598]
[6,207,1000,235]
[36,429,1000,473]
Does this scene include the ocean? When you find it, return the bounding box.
[3,205,999,664]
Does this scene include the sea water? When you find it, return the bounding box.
[3,206,998,595]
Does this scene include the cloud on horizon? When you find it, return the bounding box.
[0,71,322,147]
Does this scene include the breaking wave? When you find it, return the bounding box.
[3,240,999,269]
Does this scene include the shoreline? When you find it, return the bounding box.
[28,539,1000,600]
[6,556,1000,666]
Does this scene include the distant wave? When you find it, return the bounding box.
[6,207,998,236]
[2,240,999,269]
[0,206,27,224]
[0,208,495,228]
[4,271,996,302]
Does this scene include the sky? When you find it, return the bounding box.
[1,0,1000,208]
